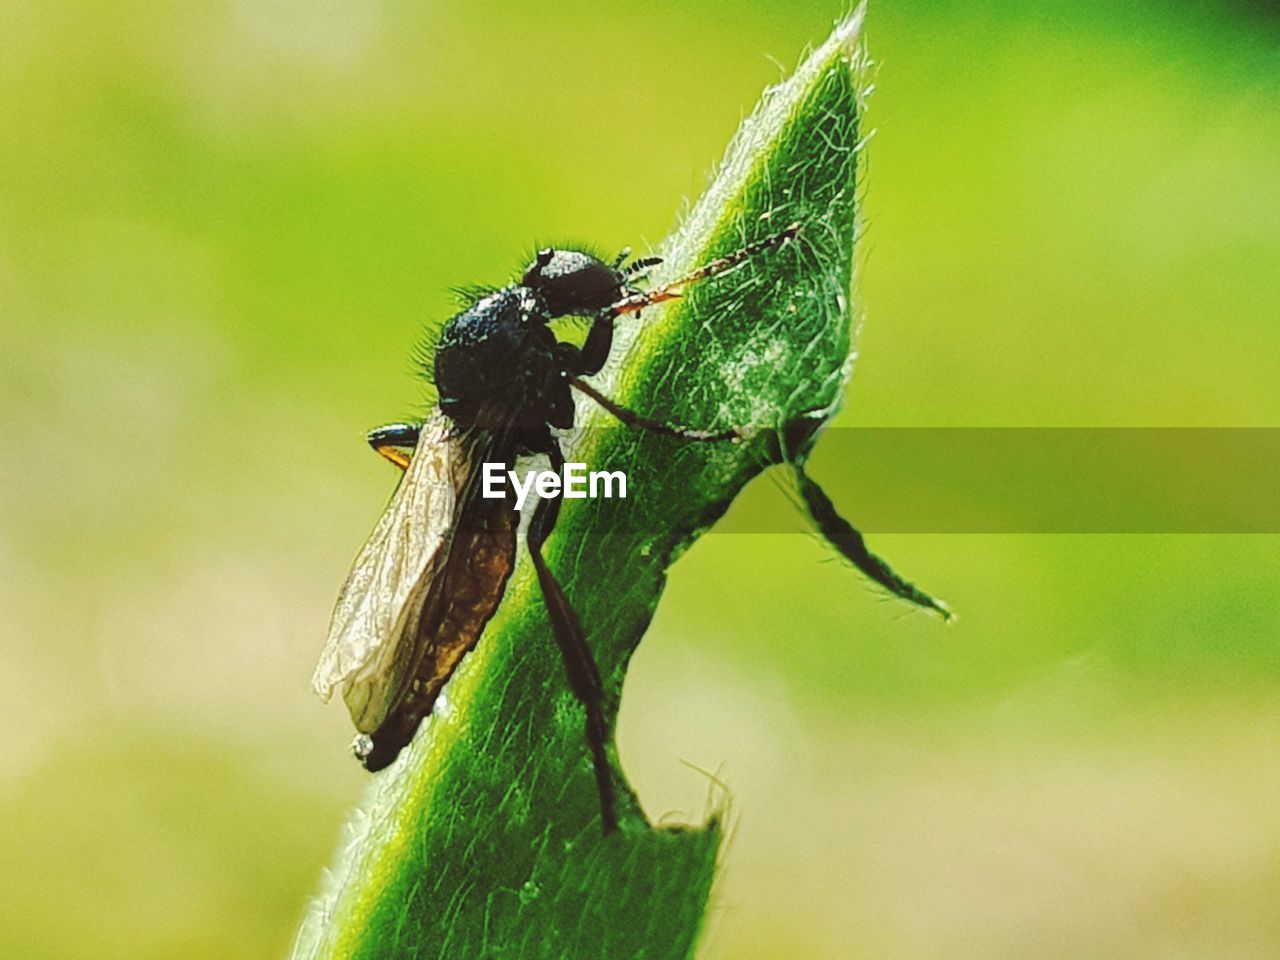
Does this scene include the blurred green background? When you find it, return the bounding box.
[1,1,1277,958]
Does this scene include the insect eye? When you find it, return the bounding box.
[536,249,554,268]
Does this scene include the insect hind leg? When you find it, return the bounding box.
[367,422,421,471]
[526,442,619,835]
[795,465,953,621]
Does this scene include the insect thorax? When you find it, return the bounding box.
[433,286,569,432]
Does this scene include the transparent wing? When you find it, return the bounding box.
[311,409,475,733]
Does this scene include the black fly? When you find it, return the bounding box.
[312,225,949,835]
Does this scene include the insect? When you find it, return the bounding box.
[312,224,949,835]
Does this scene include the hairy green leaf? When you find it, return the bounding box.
[293,9,868,958]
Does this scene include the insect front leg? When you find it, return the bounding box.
[794,465,953,620]
[558,311,732,439]
[525,441,619,835]
[366,422,421,471]
[557,310,617,378]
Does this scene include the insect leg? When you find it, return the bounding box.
[794,465,953,621]
[366,422,420,471]
[569,376,739,442]
[526,442,619,834]
[558,313,616,378]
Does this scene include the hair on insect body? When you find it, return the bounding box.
[312,223,949,836]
